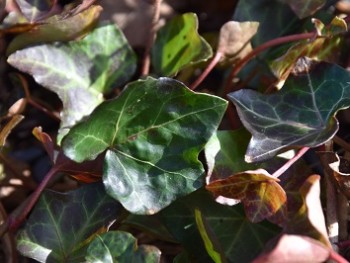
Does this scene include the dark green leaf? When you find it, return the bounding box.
[62,77,227,214]
[152,12,212,76]
[159,189,280,262]
[85,231,161,263]
[233,0,300,46]
[7,5,102,55]
[16,0,56,22]
[280,0,326,19]
[17,183,123,263]
[205,129,256,181]
[8,23,137,141]
[228,61,350,162]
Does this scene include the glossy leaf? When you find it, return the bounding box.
[233,0,300,46]
[159,189,281,262]
[152,12,212,76]
[253,234,330,263]
[229,61,350,163]
[7,5,102,55]
[62,77,227,214]
[8,23,137,141]
[16,0,57,22]
[16,183,123,262]
[85,231,161,263]
[217,21,259,64]
[280,0,326,19]
[205,129,256,182]
[206,169,287,223]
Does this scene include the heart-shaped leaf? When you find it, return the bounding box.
[8,23,137,142]
[206,169,287,223]
[85,231,161,263]
[62,77,227,214]
[7,5,102,55]
[151,12,212,76]
[279,0,326,19]
[159,189,281,262]
[16,183,123,263]
[228,61,350,163]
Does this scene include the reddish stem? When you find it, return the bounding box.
[223,32,317,95]
[329,249,349,263]
[28,99,60,122]
[141,0,162,76]
[8,166,60,232]
[190,51,223,91]
[272,147,310,178]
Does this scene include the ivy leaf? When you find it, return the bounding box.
[152,12,212,76]
[16,183,123,263]
[8,23,137,142]
[228,61,350,163]
[285,175,330,247]
[159,189,281,262]
[16,0,57,22]
[7,5,102,55]
[85,231,161,263]
[279,0,326,19]
[233,0,300,46]
[206,169,287,223]
[217,21,259,65]
[253,234,330,263]
[62,77,227,214]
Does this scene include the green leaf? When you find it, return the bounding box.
[17,183,123,263]
[228,61,350,162]
[204,129,256,181]
[159,189,280,262]
[280,0,326,19]
[206,169,287,223]
[233,0,300,46]
[16,0,56,22]
[62,77,227,214]
[8,23,137,141]
[7,5,102,55]
[152,12,212,76]
[85,231,161,263]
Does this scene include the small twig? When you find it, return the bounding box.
[190,52,223,91]
[141,0,162,76]
[7,166,60,232]
[272,147,310,178]
[17,74,60,122]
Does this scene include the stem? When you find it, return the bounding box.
[329,249,349,263]
[190,52,223,91]
[333,135,350,152]
[223,32,317,95]
[272,147,310,178]
[141,0,162,76]
[7,166,60,232]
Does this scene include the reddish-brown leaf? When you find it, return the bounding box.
[206,169,287,223]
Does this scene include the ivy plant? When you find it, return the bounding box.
[1,0,350,262]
